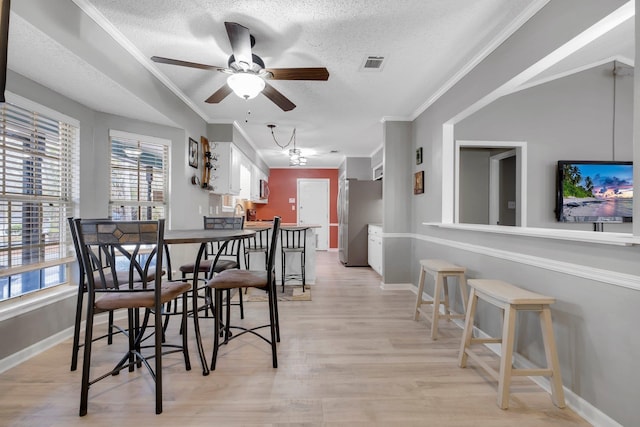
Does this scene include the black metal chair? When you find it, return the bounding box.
[244,226,270,270]
[177,216,245,281]
[171,216,246,327]
[68,217,131,372]
[206,217,281,370]
[280,227,309,292]
[73,218,191,416]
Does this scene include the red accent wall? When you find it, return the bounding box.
[254,168,339,248]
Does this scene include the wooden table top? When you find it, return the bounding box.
[164,228,255,244]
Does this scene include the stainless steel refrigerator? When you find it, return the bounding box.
[338,179,383,266]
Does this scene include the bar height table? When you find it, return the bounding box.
[164,228,256,376]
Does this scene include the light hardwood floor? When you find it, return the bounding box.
[0,251,589,426]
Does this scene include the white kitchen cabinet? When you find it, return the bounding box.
[250,165,269,203]
[368,225,383,276]
[209,142,241,195]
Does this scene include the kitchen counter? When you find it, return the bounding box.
[244,221,318,285]
[245,221,321,229]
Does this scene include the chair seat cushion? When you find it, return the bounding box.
[207,269,268,290]
[94,281,191,310]
[179,259,213,273]
[212,260,239,273]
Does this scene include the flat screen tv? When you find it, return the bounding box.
[556,160,633,223]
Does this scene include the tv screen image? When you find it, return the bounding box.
[556,161,633,223]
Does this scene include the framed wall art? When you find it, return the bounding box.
[414,171,424,194]
[416,147,423,165]
[188,137,198,168]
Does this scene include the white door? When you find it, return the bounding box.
[297,179,329,250]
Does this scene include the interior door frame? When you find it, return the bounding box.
[455,140,527,226]
[489,149,516,225]
[297,178,330,250]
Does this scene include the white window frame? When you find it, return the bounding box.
[108,130,170,221]
[0,92,79,301]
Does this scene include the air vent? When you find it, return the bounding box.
[360,55,385,71]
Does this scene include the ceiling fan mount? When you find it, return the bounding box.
[151,22,329,111]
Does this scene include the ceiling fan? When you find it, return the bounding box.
[151,22,329,112]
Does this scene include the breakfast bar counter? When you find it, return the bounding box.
[245,221,320,285]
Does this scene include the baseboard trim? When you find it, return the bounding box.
[0,327,73,374]
[380,282,413,291]
[407,286,623,427]
[0,311,128,375]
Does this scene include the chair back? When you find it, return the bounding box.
[208,238,243,275]
[266,217,282,275]
[280,227,308,251]
[68,216,116,287]
[73,219,164,298]
[68,217,87,289]
[203,216,244,230]
[244,227,270,251]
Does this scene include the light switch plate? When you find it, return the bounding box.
[289,198,296,203]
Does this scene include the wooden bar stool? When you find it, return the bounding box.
[414,259,468,340]
[458,279,566,410]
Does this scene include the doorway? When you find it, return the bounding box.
[490,150,517,226]
[297,179,329,250]
[455,140,527,226]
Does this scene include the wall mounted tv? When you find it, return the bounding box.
[556,160,633,223]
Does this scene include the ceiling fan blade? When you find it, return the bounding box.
[224,22,253,69]
[262,82,296,112]
[151,56,223,70]
[265,67,330,81]
[205,84,233,104]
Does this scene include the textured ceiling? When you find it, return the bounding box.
[7,0,634,167]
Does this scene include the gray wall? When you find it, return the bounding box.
[456,62,634,232]
[459,148,490,224]
[382,121,412,284]
[394,1,638,425]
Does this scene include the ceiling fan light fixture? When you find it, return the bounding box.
[227,72,265,99]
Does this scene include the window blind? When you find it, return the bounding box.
[109,132,168,221]
[0,101,78,298]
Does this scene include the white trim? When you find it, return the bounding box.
[380,282,413,291]
[71,0,210,123]
[0,327,72,374]
[297,178,330,250]
[426,222,640,246]
[515,55,634,94]
[5,91,80,127]
[410,0,551,121]
[407,286,624,427]
[109,129,171,146]
[380,116,412,123]
[384,232,640,292]
[448,2,635,126]
[441,124,455,223]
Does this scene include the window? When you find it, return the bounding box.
[109,130,169,221]
[0,98,79,301]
